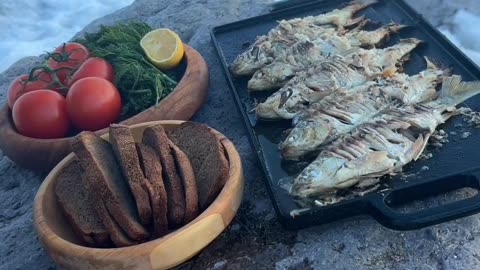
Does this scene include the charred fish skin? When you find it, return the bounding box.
[280,87,396,160]
[229,0,379,76]
[255,59,369,120]
[254,40,422,121]
[248,27,410,91]
[279,57,445,161]
[290,76,480,199]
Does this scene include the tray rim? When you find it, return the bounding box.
[210,0,480,230]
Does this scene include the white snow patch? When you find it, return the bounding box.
[439,9,480,65]
[0,0,134,72]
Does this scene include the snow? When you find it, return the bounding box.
[0,0,134,72]
[439,9,480,66]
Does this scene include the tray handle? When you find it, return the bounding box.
[368,171,480,230]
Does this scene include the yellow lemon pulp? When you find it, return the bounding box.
[140,28,184,70]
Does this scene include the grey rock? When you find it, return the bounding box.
[2,0,480,270]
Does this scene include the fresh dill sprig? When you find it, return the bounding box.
[73,22,177,118]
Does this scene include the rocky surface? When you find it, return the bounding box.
[1,0,480,269]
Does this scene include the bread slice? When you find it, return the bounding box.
[142,125,185,227]
[169,141,199,224]
[55,160,110,247]
[136,143,169,237]
[109,124,152,226]
[71,132,149,241]
[167,122,229,210]
[97,200,139,247]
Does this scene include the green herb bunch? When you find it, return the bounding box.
[74,22,177,118]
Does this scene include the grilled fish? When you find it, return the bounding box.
[248,30,412,91]
[280,58,446,160]
[290,75,480,198]
[255,38,421,120]
[230,0,378,76]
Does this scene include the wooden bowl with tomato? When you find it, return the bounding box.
[0,38,208,172]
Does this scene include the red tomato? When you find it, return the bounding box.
[48,42,91,85]
[7,70,60,109]
[68,57,115,86]
[66,77,121,131]
[12,90,71,139]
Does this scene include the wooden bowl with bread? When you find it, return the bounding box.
[33,120,243,270]
[0,45,208,173]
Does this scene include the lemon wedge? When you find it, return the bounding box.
[140,28,184,70]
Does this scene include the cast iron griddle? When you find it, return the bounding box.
[211,0,480,230]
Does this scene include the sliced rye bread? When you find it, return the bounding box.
[167,122,229,210]
[109,124,152,226]
[142,125,185,227]
[71,132,149,241]
[97,200,140,247]
[55,160,110,247]
[136,143,169,238]
[169,141,199,224]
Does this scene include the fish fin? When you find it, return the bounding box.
[349,17,370,31]
[382,66,397,77]
[438,75,480,106]
[344,15,367,28]
[405,134,429,162]
[424,57,438,71]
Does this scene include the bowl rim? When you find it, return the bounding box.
[33,120,243,257]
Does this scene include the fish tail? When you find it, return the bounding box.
[438,75,480,106]
[424,56,452,77]
[349,0,379,13]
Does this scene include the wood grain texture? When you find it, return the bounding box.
[33,120,244,270]
[0,45,208,172]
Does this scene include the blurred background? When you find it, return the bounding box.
[0,0,479,72]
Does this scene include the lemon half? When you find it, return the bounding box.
[140,28,184,70]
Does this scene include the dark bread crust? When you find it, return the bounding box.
[136,143,169,237]
[142,125,185,227]
[167,122,229,210]
[55,160,110,247]
[169,141,199,224]
[71,132,149,241]
[109,124,152,226]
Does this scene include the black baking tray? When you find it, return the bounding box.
[211,0,480,230]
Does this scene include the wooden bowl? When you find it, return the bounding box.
[0,45,208,172]
[33,120,244,270]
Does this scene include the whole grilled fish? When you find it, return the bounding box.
[255,38,421,120]
[248,37,420,91]
[280,58,446,160]
[230,0,378,76]
[248,23,406,91]
[290,75,480,198]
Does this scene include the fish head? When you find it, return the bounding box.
[280,120,331,160]
[256,98,283,120]
[230,41,272,76]
[256,87,298,120]
[290,156,346,197]
[248,62,298,91]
